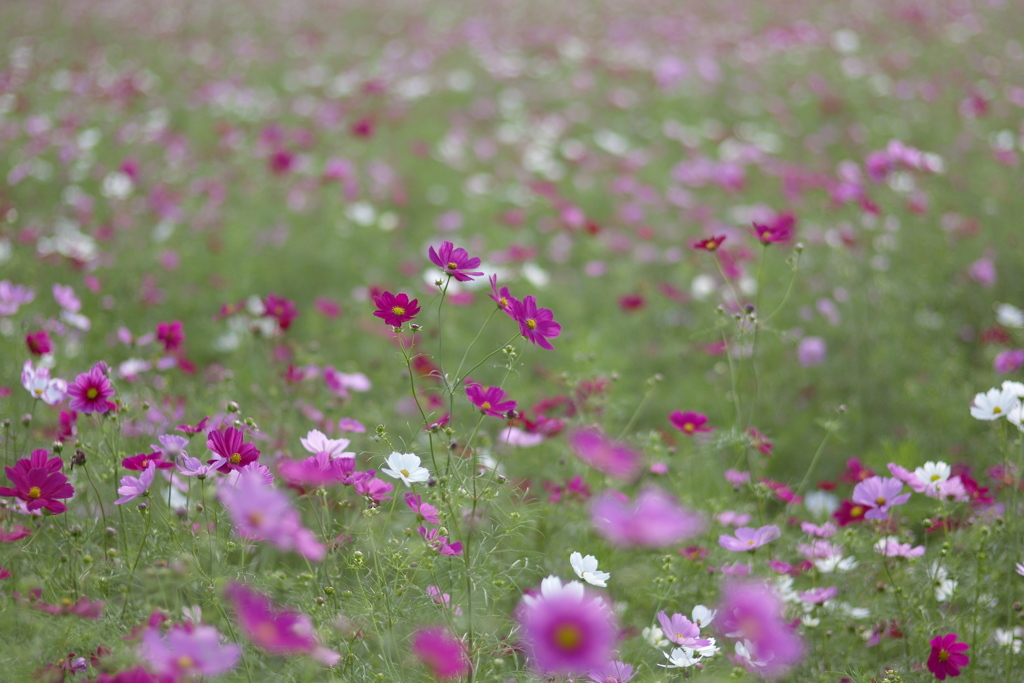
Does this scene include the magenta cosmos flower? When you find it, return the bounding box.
[428,241,484,282]
[372,291,420,328]
[517,580,618,675]
[224,582,340,665]
[669,410,712,435]
[510,295,561,350]
[155,320,184,352]
[0,449,75,514]
[590,487,705,548]
[717,580,804,679]
[138,623,241,679]
[567,427,642,481]
[67,363,116,414]
[852,476,911,520]
[207,426,260,472]
[412,627,470,679]
[927,633,969,680]
[719,525,782,552]
[218,468,325,561]
[25,330,53,356]
[465,383,516,418]
[263,293,298,331]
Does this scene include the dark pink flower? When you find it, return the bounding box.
[0,449,75,514]
[67,363,116,414]
[927,633,969,679]
[465,383,516,418]
[224,583,340,665]
[510,295,561,350]
[404,492,440,524]
[412,627,470,679]
[419,526,463,556]
[488,274,518,317]
[750,212,796,245]
[693,235,726,251]
[372,291,420,328]
[122,452,174,471]
[207,426,260,472]
[428,241,484,282]
[155,321,184,352]
[669,411,712,435]
[263,294,298,331]
[25,330,52,356]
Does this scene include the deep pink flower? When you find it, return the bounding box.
[517,580,618,674]
[263,293,298,331]
[927,633,969,679]
[411,627,470,679]
[669,410,712,435]
[138,624,241,679]
[25,330,52,356]
[0,524,31,542]
[748,427,773,455]
[488,274,518,317]
[567,427,642,481]
[207,426,260,472]
[224,583,340,665]
[718,580,804,679]
[693,235,727,251]
[155,321,184,352]
[750,212,795,245]
[465,383,516,418]
[0,449,75,514]
[719,525,781,552]
[404,492,440,524]
[590,487,705,548]
[277,452,354,488]
[67,363,116,414]
[995,349,1024,374]
[510,295,561,350]
[122,452,174,471]
[428,241,484,282]
[419,526,463,556]
[372,290,421,327]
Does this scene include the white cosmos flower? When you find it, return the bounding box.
[914,461,951,493]
[380,452,430,487]
[1003,381,1024,399]
[569,551,610,587]
[971,386,1019,420]
[521,575,585,608]
[642,625,670,649]
[691,605,717,629]
[661,647,699,668]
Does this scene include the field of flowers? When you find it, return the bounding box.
[2,0,1024,680]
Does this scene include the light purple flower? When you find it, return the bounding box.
[797,337,827,366]
[177,454,226,478]
[798,586,837,604]
[874,537,926,558]
[0,280,35,316]
[717,580,804,679]
[568,427,643,481]
[115,462,157,505]
[719,525,781,552]
[995,349,1024,374]
[588,660,635,683]
[21,361,67,405]
[590,487,705,548]
[138,623,241,679]
[657,611,710,648]
[299,429,353,459]
[851,476,911,520]
[52,283,81,312]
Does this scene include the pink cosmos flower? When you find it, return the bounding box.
[372,291,421,327]
[657,611,710,648]
[428,241,484,282]
[67,363,116,414]
[693,235,726,251]
[465,383,517,418]
[800,521,837,538]
[590,487,705,548]
[404,492,440,524]
[719,525,781,552]
[207,426,260,472]
[122,452,174,471]
[517,581,618,675]
[488,274,518,317]
[277,452,354,488]
[510,295,561,350]
[427,586,461,614]
[21,360,67,406]
[25,330,52,356]
[218,469,325,561]
[419,526,463,556]
[177,454,225,479]
[567,427,643,481]
[852,476,911,520]
[874,537,926,558]
[0,449,75,514]
[138,623,241,679]
[669,410,712,435]
[0,280,34,315]
[263,293,298,330]
[224,583,340,665]
[115,462,157,505]
[718,580,804,679]
[411,627,470,679]
[750,212,795,245]
[995,349,1024,374]
[927,633,969,680]
[798,586,837,604]
[155,321,184,352]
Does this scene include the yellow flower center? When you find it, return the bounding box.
[28,486,42,499]
[176,655,195,670]
[553,624,583,651]
[481,401,491,410]
[392,305,405,316]
[938,648,949,662]
[256,622,278,644]
[499,297,508,307]
[86,387,99,400]
[761,230,771,240]
[851,505,864,518]
[400,469,410,477]
[994,407,1003,414]
[247,511,264,526]
[526,318,537,330]
[447,262,458,270]
[930,474,941,482]
[875,497,886,506]
[230,453,242,464]
[34,388,43,395]
[707,242,718,251]
[684,423,695,433]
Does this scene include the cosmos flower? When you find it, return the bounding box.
[428,241,484,282]
[567,427,642,481]
[719,525,782,552]
[21,361,67,406]
[510,295,561,350]
[970,386,1019,420]
[115,462,157,505]
[380,452,430,487]
[224,583,340,665]
[299,429,353,459]
[0,449,75,514]
[717,580,804,679]
[25,330,52,356]
[155,320,185,352]
[67,363,116,414]
[927,633,969,680]
[138,623,241,679]
[569,552,611,587]
[372,291,421,328]
[851,476,911,520]
[411,627,470,679]
[465,383,517,418]
[590,487,705,548]
[668,411,712,435]
[207,426,260,472]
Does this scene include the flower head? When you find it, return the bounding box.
[717,580,804,679]
[428,241,484,282]
[851,476,911,520]
[21,361,67,406]
[719,525,782,552]
[657,611,710,648]
[155,320,185,352]
[138,623,240,679]
[411,627,470,679]
[263,293,298,331]
[971,386,1020,420]
[569,551,610,587]
[488,274,518,317]
[25,330,53,356]
[693,235,726,251]
[372,291,421,328]
[67,363,116,414]
[465,383,517,418]
[299,429,353,459]
[927,633,969,680]
[510,295,561,350]
[207,426,261,472]
[517,579,618,674]
[0,449,75,514]
[115,462,157,505]
[568,427,642,481]
[750,212,795,245]
[669,410,712,435]
[380,452,430,487]
[224,583,340,665]
[590,487,705,548]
